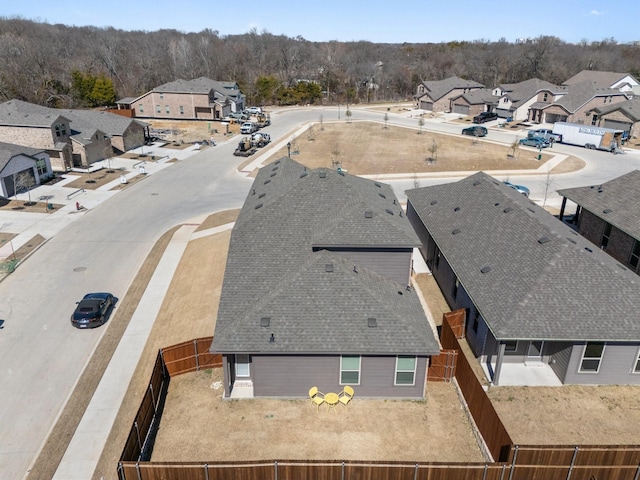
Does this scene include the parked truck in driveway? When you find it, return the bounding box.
[552,122,624,152]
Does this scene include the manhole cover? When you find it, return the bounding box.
[73,267,87,272]
[151,193,159,196]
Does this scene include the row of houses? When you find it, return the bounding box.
[211,158,640,400]
[415,70,640,139]
[0,100,150,196]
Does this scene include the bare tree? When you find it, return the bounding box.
[13,171,36,205]
[383,112,389,129]
[418,117,425,134]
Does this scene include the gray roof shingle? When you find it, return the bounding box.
[0,99,69,127]
[558,170,640,241]
[418,76,484,102]
[212,158,439,356]
[406,172,640,342]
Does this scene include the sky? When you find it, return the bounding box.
[2,0,638,44]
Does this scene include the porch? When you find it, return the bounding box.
[482,360,562,387]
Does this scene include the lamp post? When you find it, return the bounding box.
[287,142,291,158]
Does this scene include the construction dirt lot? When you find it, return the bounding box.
[24,115,640,480]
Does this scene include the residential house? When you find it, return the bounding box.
[558,170,640,276]
[0,99,73,171]
[584,98,640,140]
[415,76,484,113]
[531,81,628,125]
[563,70,640,93]
[406,172,640,386]
[0,142,53,198]
[126,77,245,120]
[448,88,497,117]
[211,157,440,399]
[493,78,563,122]
[59,109,148,155]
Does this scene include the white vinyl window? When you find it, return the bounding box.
[340,355,360,385]
[579,342,605,373]
[395,356,416,385]
[235,354,250,377]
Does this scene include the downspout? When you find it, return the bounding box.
[494,342,506,386]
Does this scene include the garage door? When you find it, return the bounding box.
[420,101,433,111]
[453,104,469,115]
[603,119,631,132]
[2,168,35,198]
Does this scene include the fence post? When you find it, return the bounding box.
[194,339,200,370]
[499,464,506,480]
[159,349,168,378]
[413,463,418,480]
[566,446,579,480]
[275,460,278,480]
[117,462,125,480]
[342,461,345,480]
[134,421,142,457]
[507,445,518,480]
[135,462,142,480]
[204,463,209,480]
[482,463,488,480]
[149,383,156,413]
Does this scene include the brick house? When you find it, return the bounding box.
[448,89,497,117]
[406,172,640,386]
[584,98,640,140]
[415,76,484,113]
[211,157,440,399]
[493,78,565,122]
[127,77,245,120]
[558,170,640,276]
[0,100,73,171]
[562,70,640,93]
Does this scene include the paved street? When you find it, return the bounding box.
[0,106,639,479]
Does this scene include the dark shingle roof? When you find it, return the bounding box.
[563,70,638,88]
[558,170,640,240]
[212,158,439,355]
[418,76,484,102]
[59,109,148,136]
[551,81,627,113]
[0,99,69,127]
[498,78,563,108]
[0,141,41,172]
[406,172,640,342]
[587,98,640,121]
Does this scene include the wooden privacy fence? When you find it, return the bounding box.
[120,337,222,464]
[118,330,640,480]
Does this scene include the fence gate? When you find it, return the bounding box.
[427,349,458,382]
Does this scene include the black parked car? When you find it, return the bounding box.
[462,126,488,137]
[473,111,498,124]
[71,292,114,328]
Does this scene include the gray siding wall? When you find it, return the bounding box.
[548,342,572,383]
[564,342,640,385]
[250,355,427,398]
[321,247,413,285]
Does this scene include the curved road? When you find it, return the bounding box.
[1,106,639,479]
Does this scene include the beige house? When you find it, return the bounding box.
[123,77,245,120]
[493,78,564,122]
[0,142,53,198]
[585,98,640,140]
[0,100,73,171]
[414,76,484,112]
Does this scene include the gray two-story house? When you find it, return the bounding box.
[211,158,440,399]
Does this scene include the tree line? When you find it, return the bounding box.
[0,17,638,109]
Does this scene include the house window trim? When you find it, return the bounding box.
[394,356,417,386]
[578,342,605,373]
[504,340,518,352]
[633,347,640,374]
[628,240,640,269]
[601,222,612,249]
[340,355,361,385]
[235,354,250,377]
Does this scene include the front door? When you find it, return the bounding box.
[527,341,544,359]
[235,354,250,377]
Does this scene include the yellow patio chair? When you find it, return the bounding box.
[338,385,354,407]
[309,386,325,412]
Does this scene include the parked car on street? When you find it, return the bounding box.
[519,136,550,148]
[473,111,498,124]
[229,112,249,121]
[461,126,488,137]
[240,122,257,134]
[503,181,530,197]
[530,128,562,143]
[71,292,114,328]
